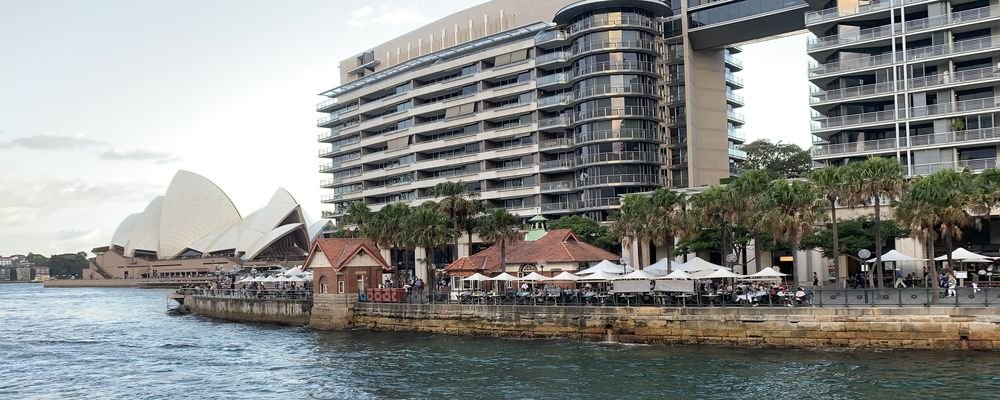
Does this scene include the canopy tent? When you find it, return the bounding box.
[704,269,745,279]
[934,247,996,263]
[286,276,306,282]
[261,276,280,282]
[614,270,661,280]
[515,272,551,282]
[283,266,305,277]
[576,260,634,275]
[867,249,924,263]
[548,271,582,281]
[644,258,678,273]
[463,272,491,281]
[745,267,788,280]
[488,272,519,281]
[689,269,716,279]
[656,270,693,280]
[577,271,623,282]
[671,257,729,272]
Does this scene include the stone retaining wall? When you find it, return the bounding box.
[185,295,311,326]
[347,304,1000,350]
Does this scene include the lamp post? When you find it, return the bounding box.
[621,256,630,275]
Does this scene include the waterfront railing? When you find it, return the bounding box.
[187,288,313,301]
[373,287,999,308]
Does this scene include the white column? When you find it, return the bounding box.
[413,247,428,282]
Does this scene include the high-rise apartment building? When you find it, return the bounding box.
[808,0,1000,175]
[316,0,751,226]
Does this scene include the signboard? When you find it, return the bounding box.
[955,271,968,280]
[614,279,652,293]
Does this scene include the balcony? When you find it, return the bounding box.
[538,115,572,129]
[910,127,1000,147]
[907,96,1000,120]
[537,72,570,87]
[535,30,567,45]
[540,180,575,192]
[575,106,658,122]
[812,137,899,157]
[907,5,1000,33]
[577,151,661,166]
[539,159,576,171]
[730,166,745,176]
[571,40,656,57]
[724,73,744,87]
[541,200,581,213]
[910,158,999,175]
[577,128,661,144]
[808,24,894,50]
[537,93,572,109]
[567,14,656,36]
[811,109,896,132]
[727,111,745,124]
[804,0,895,26]
[536,51,570,66]
[727,129,746,142]
[726,91,744,105]
[809,52,895,77]
[728,148,747,159]
[907,35,1000,63]
[539,138,574,150]
[811,81,895,104]
[579,174,661,187]
[580,197,623,209]
[572,61,656,79]
[724,54,743,70]
[909,65,1000,91]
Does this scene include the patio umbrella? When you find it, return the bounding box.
[704,269,744,279]
[671,257,729,272]
[548,271,582,281]
[644,258,671,273]
[744,267,787,280]
[577,271,622,282]
[576,260,633,275]
[613,270,661,280]
[516,272,550,282]
[463,272,491,281]
[867,249,924,263]
[656,270,693,280]
[934,247,995,263]
[488,272,519,281]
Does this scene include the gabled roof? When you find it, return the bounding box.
[445,229,620,274]
[305,238,391,272]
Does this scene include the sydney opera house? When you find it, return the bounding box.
[84,171,330,280]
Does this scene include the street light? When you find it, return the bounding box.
[621,256,630,274]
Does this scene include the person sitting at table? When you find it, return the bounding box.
[794,287,807,305]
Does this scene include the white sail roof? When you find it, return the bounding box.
[111,213,141,248]
[158,171,242,259]
[124,196,164,257]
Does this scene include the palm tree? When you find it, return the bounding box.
[432,181,480,256]
[810,165,845,286]
[844,157,905,289]
[404,203,459,283]
[343,202,371,237]
[896,181,942,292]
[611,194,652,267]
[759,179,826,280]
[475,208,522,274]
[645,189,687,272]
[729,169,771,272]
[924,169,978,276]
[972,167,1000,216]
[689,186,734,268]
[365,203,412,267]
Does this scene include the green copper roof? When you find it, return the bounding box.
[528,215,548,223]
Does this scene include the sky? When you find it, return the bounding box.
[0,0,811,256]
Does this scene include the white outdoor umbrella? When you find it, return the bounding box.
[236,277,254,283]
[689,269,716,279]
[577,260,633,275]
[704,269,745,279]
[284,266,304,277]
[671,257,729,272]
[745,267,788,280]
[656,270,693,280]
[548,271,582,281]
[261,276,280,282]
[463,272,491,281]
[644,258,671,273]
[934,247,995,263]
[287,276,306,282]
[867,249,924,263]
[488,272,519,281]
[614,270,661,280]
[577,271,622,282]
[516,272,551,282]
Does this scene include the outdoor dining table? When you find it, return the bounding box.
[703,293,721,306]
[674,293,693,307]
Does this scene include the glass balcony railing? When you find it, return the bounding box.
[576,128,661,144]
[538,116,572,129]
[727,129,746,142]
[725,72,744,86]
[534,30,567,44]
[539,159,576,170]
[580,174,661,187]
[910,158,999,175]
[809,52,896,77]
[571,40,656,56]
[540,181,575,192]
[539,138,574,150]
[537,73,570,87]
[728,148,747,158]
[535,51,570,65]
[907,35,1000,62]
[811,109,896,131]
[804,0,895,25]
[577,151,661,166]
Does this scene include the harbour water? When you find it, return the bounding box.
[1,284,998,399]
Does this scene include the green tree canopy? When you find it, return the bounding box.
[548,215,617,252]
[802,216,909,260]
[737,139,812,178]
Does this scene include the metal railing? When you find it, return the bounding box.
[908,35,1000,62]
[577,151,661,166]
[909,65,1000,90]
[812,137,900,156]
[574,84,658,100]
[812,109,896,131]
[804,0,896,25]
[809,52,896,77]
[568,14,656,35]
[572,39,656,56]
[573,61,656,78]
[576,106,658,121]
[906,5,1000,33]
[811,81,895,103]
[534,30,567,44]
[539,158,576,170]
[538,115,572,128]
[539,138,574,149]
[540,180,575,192]
[537,93,572,108]
[728,148,747,158]
[189,288,313,301]
[537,72,570,86]
[911,158,999,175]
[535,51,570,65]
[580,174,661,187]
[378,287,1000,308]
[577,128,661,143]
[808,24,894,50]
[907,96,1000,119]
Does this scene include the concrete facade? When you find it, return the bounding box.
[185,295,311,326]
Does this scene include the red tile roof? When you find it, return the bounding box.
[305,238,391,272]
[445,229,620,274]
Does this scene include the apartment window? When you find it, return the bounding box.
[337,280,345,294]
[502,178,524,189]
[445,103,476,118]
[495,72,531,87]
[503,198,524,208]
[499,158,523,169]
[494,49,529,66]
[491,92,532,109]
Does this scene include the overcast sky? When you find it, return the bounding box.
[0,0,811,256]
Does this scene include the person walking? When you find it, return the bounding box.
[812,272,819,288]
[893,268,906,288]
[946,271,958,297]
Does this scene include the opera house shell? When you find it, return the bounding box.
[105,170,329,263]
